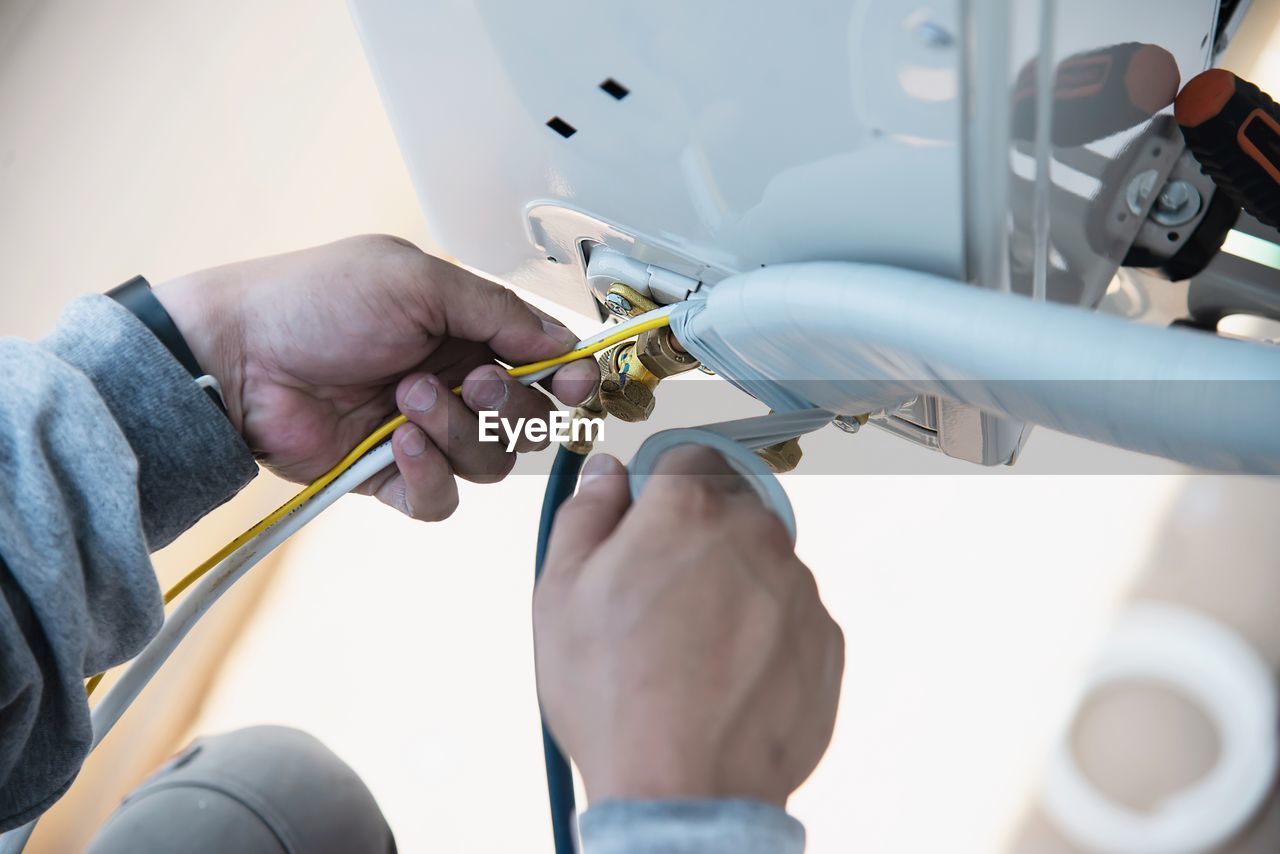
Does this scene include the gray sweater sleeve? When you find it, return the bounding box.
[0,294,257,831]
[579,799,806,853]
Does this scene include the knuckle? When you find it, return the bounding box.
[494,284,526,315]
[358,233,420,254]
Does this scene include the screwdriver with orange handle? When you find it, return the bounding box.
[1177,69,1280,230]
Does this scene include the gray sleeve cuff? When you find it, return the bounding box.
[42,294,257,549]
[579,799,805,854]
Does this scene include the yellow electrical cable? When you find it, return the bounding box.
[85,313,671,697]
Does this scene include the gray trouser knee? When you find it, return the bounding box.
[86,725,395,854]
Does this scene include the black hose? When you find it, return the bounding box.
[535,445,586,854]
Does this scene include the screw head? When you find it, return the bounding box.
[1158,181,1189,210]
[604,293,632,317]
[833,416,862,434]
[1150,179,1201,226]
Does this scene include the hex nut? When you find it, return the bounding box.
[756,437,803,473]
[637,328,699,378]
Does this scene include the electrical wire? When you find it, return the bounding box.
[88,440,396,754]
[1,305,675,854]
[518,306,673,386]
[83,306,673,699]
[41,307,671,854]
[536,445,586,854]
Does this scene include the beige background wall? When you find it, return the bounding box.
[1,2,1277,852]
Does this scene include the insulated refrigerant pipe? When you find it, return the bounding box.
[669,262,1280,474]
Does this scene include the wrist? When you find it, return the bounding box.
[153,271,248,433]
[584,761,788,809]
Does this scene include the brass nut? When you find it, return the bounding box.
[636,328,699,378]
[599,375,655,421]
[756,437,803,473]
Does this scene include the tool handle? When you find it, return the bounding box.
[1177,69,1280,229]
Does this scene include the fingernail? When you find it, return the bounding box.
[541,318,579,348]
[404,376,438,412]
[401,424,428,457]
[557,358,600,405]
[579,453,623,486]
[470,366,509,410]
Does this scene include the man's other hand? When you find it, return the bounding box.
[534,447,845,808]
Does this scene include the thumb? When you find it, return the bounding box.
[542,453,631,576]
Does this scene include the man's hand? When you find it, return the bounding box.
[534,448,844,808]
[154,235,599,520]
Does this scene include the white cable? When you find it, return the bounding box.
[87,440,396,752]
[0,314,653,853]
[0,447,399,852]
[0,449,404,854]
[85,312,647,754]
[522,305,676,386]
[85,309,646,752]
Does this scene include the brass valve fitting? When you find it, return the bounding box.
[756,436,803,473]
[564,390,607,455]
[635,327,698,378]
[604,283,658,318]
[599,342,658,422]
[597,326,700,422]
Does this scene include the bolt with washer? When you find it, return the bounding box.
[1151,179,1201,227]
[833,414,867,434]
[604,292,633,317]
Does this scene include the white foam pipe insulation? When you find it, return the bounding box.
[669,263,1280,474]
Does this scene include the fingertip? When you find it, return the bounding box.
[387,422,460,521]
[395,422,428,458]
[651,445,736,478]
[540,317,580,349]
[578,452,625,488]
[397,372,442,416]
[460,364,511,412]
[544,453,632,572]
[550,358,601,406]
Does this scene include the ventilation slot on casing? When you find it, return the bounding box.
[599,78,629,100]
[546,117,577,138]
